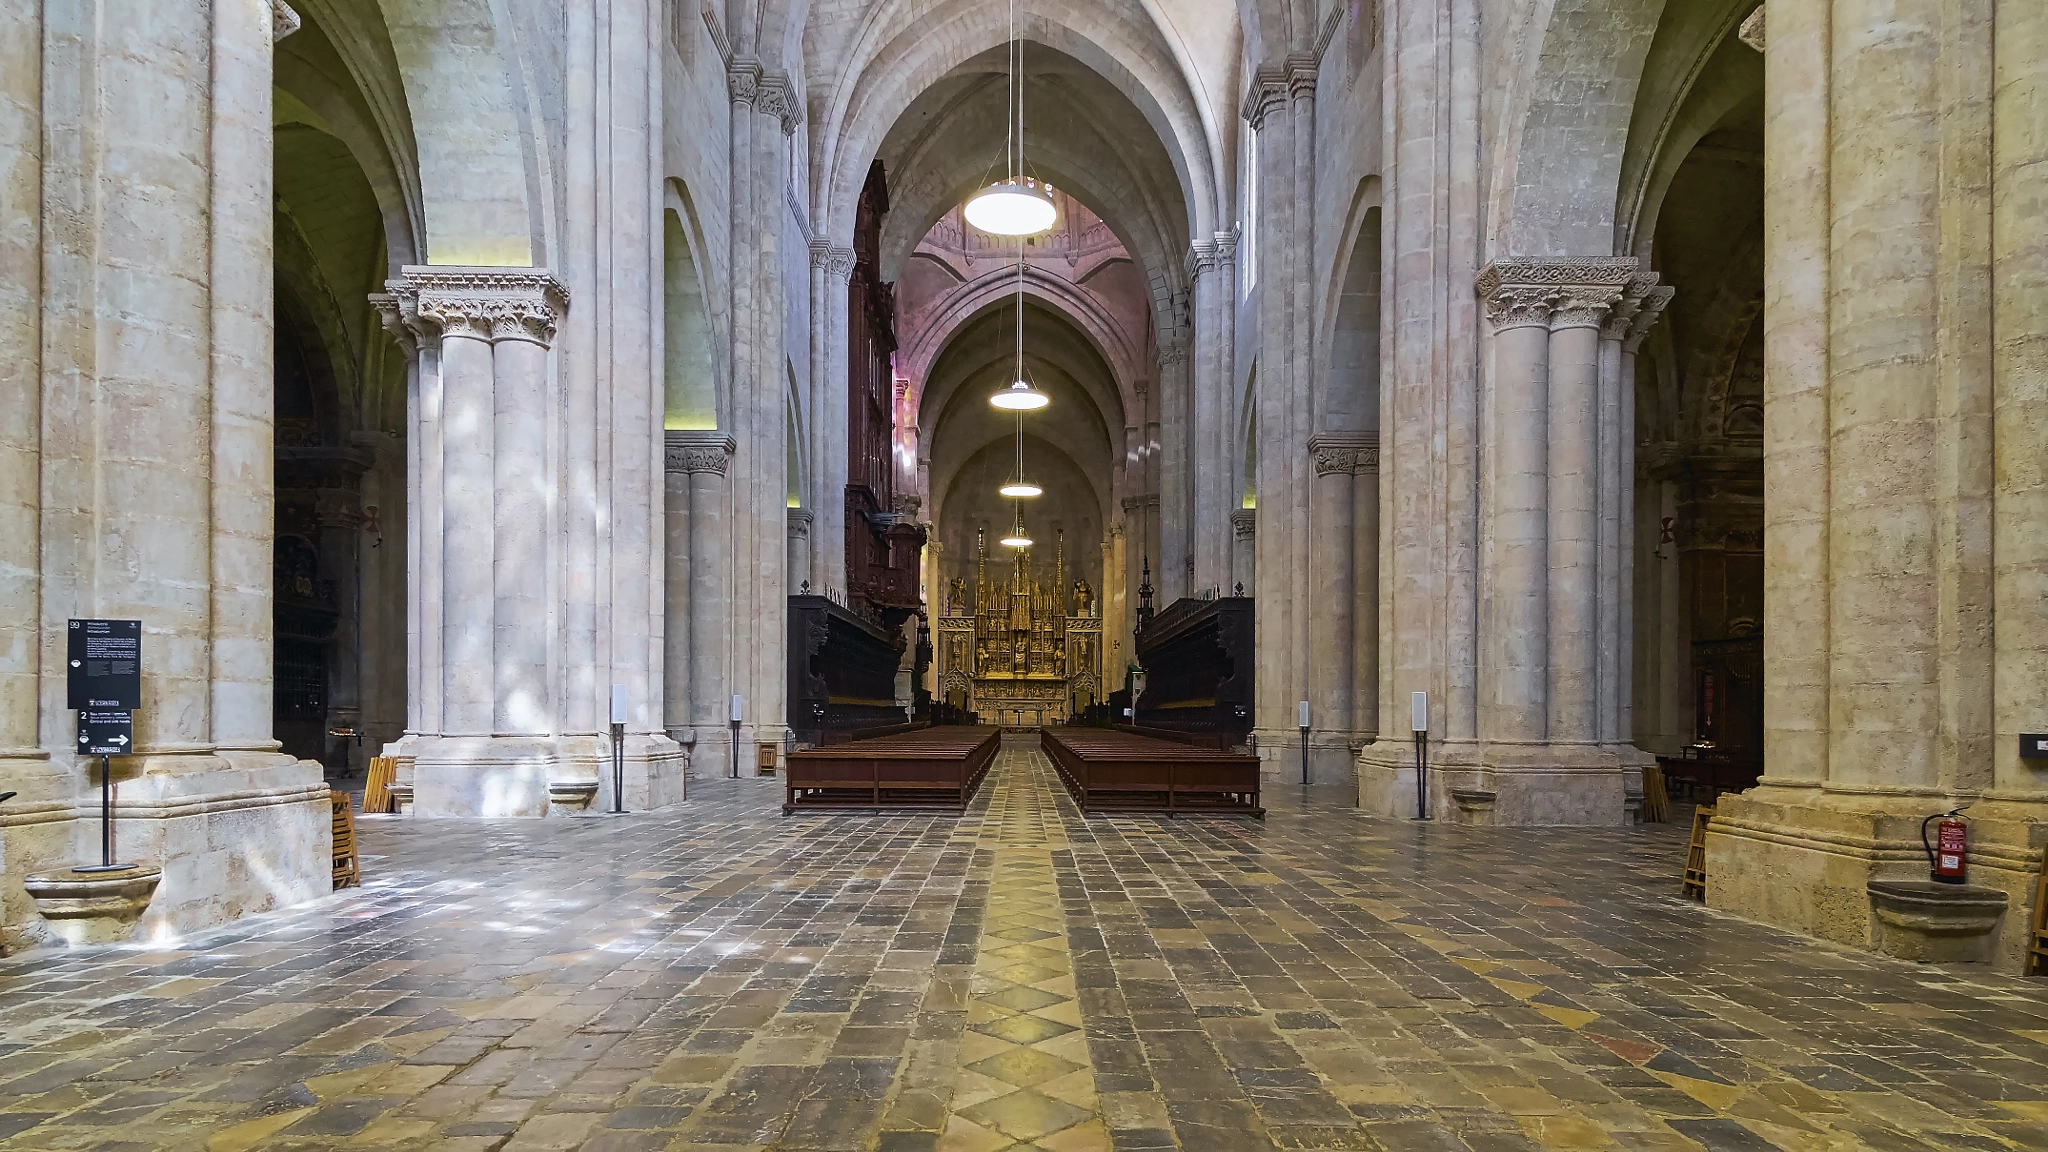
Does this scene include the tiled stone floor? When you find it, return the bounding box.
[2,741,2046,1151]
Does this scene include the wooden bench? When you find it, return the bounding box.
[784,725,1001,814]
[1042,728,1263,818]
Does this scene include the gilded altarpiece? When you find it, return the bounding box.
[934,530,1102,727]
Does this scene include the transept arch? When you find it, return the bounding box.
[809,0,1219,258]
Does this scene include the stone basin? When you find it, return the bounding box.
[23,865,163,946]
[1866,879,2008,964]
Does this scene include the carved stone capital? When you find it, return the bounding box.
[368,292,419,355]
[787,508,813,538]
[1285,54,1320,101]
[1549,284,1623,330]
[1477,259,1641,333]
[665,431,736,476]
[726,60,760,106]
[1231,509,1256,540]
[1242,68,1288,130]
[272,0,301,41]
[756,72,801,135]
[1624,285,1675,352]
[1186,239,1218,280]
[1157,339,1190,369]
[1738,5,1764,52]
[1121,494,1159,516]
[1309,432,1379,476]
[1481,285,1558,331]
[827,247,856,280]
[385,267,568,346]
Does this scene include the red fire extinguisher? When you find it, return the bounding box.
[1921,808,1970,884]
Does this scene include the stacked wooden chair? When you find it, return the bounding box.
[1681,807,1714,901]
[330,790,360,890]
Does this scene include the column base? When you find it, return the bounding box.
[0,749,328,953]
[386,733,687,817]
[1707,785,2048,974]
[1356,740,1647,825]
[23,865,161,945]
[678,725,790,779]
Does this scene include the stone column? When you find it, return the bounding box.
[787,509,813,597]
[1480,274,1559,748]
[1351,437,1380,739]
[1611,289,1670,744]
[3,0,328,950]
[1186,240,1230,595]
[1157,338,1192,601]
[1245,68,1314,762]
[1545,286,1613,744]
[1992,0,2047,810]
[1384,259,1662,825]
[810,243,854,599]
[1307,435,1369,779]
[662,442,692,742]
[1357,0,1485,816]
[1231,511,1256,595]
[379,271,563,813]
[1712,0,2048,974]
[678,434,734,754]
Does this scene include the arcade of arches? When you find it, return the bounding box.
[0,0,2046,1145]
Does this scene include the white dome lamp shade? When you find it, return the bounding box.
[964,178,1057,237]
[991,379,1050,411]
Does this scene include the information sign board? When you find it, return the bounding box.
[67,619,141,709]
[77,710,134,756]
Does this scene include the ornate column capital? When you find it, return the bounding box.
[368,291,420,355]
[1309,432,1380,475]
[1738,6,1764,52]
[727,59,761,106]
[756,71,801,136]
[1476,259,1640,333]
[1623,285,1675,352]
[1186,239,1218,280]
[1242,68,1288,130]
[272,0,301,41]
[1285,53,1320,101]
[665,431,737,476]
[384,267,569,346]
[1549,284,1624,331]
[786,508,813,538]
[1231,509,1257,540]
[812,239,855,280]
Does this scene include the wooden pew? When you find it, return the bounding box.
[784,725,1001,814]
[1042,728,1263,818]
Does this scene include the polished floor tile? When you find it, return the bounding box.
[0,741,2044,1151]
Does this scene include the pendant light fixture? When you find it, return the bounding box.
[963,0,1056,237]
[990,237,1049,411]
[1000,504,1034,549]
[999,401,1043,497]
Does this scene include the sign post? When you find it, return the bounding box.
[1297,700,1311,786]
[67,619,141,871]
[729,695,745,779]
[1410,691,1432,821]
[609,685,628,814]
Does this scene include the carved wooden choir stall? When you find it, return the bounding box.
[1132,593,1255,750]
